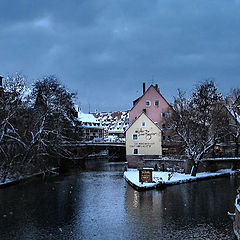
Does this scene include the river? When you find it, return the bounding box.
[0,159,238,240]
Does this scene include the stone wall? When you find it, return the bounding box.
[127,156,240,173]
[127,155,186,172]
[197,158,240,173]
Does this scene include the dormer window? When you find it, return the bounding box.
[146,100,151,107]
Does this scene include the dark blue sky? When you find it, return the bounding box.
[1,0,240,112]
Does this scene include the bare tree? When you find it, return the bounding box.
[0,74,29,182]
[31,75,80,162]
[169,81,229,176]
[226,88,240,157]
[0,74,81,183]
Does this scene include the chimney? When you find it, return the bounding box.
[143,82,146,94]
[155,84,159,92]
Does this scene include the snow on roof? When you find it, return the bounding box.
[95,110,129,133]
[78,112,99,123]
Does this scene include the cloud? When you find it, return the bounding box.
[0,0,240,111]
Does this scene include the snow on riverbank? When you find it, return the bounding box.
[124,168,236,190]
[0,168,59,188]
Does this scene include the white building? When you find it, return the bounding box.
[77,111,104,141]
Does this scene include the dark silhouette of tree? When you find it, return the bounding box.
[169,80,229,176]
[0,74,81,183]
[226,88,240,157]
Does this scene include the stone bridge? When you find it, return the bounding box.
[60,141,126,162]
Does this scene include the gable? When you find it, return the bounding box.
[131,85,171,111]
[126,111,161,133]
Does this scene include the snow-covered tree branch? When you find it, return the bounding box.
[0,74,82,183]
[168,81,230,176]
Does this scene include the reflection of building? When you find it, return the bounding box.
[126,111,162,168]
[95,111,129,141]
[78,111,104,141]
[129,83,177,156]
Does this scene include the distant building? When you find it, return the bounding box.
[129,83,178,156]
[77,111,104,141]
[126,111,162,168]
[95,111,129,141]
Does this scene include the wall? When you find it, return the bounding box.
[128,156,240,173]
[129,85,171,127]
[126,113,162,157]
[185,158,240,174]
[126,155,186,171]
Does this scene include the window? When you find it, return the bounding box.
[167,112,171,118]
[162,112,166,118]
[133,148,139,155]
[132,134,138,141]
[162,124,166,129]
[142,122,146,127]
[155,100,159,107]
[146,100,151,107]
[162,135,165,140]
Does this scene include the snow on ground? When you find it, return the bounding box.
[124,168,236,189]
[235,194,240,213]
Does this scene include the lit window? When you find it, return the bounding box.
[142,122,146,127]
[133,148,139,155]
[155,100,159,106]
[132,134,138,141]
[146,100,151,107]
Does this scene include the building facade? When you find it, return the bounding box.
[126,112,162,168]
[77,111,104,141]
[129,83,178,156]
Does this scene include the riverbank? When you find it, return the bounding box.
[124,168,236,190]
[0,168,59,189]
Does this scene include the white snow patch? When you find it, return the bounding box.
[78,112,99,123]
[124,169,235,189]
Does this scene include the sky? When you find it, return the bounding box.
[1,0,240,112]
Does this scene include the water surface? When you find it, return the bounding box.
[0,160,238,239]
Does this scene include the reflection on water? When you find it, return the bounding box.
[0,160,238,239]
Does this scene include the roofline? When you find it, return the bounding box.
[130,84,172,111]
[126,111,162,133]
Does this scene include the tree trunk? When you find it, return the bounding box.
[235,139,239,157]
[191,162,199,177]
